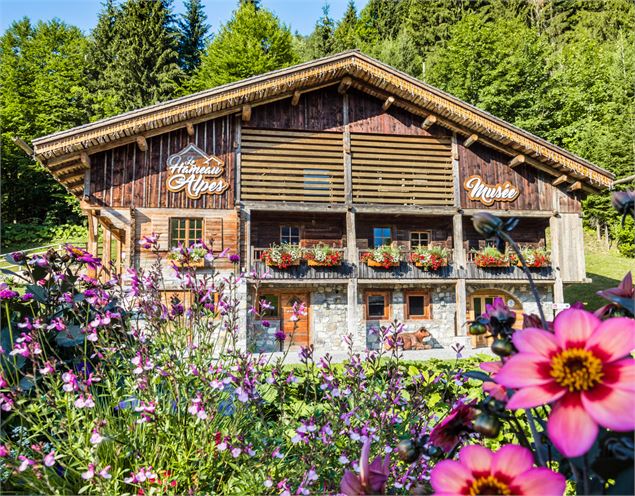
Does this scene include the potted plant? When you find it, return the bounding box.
[472,246,509,268]
[261,243,303,269]
[304,244,343,267]
[517,247,550,268]
[167,243,206,268]
[360,245,402,269]
[409,246,450,271]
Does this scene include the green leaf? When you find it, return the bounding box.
[55,324,85,347]
[26,284,48,303]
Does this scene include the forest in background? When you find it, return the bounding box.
[1,0,633,255]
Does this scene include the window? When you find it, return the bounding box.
[405,291,431,319]
[259,293,279,318]
[410,231,430,249]
[366,291,390,320]
[170,218,203,248]
[280,226,300,245]
[373,227,392,248]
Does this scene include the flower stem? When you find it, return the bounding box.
[498,232,548,329]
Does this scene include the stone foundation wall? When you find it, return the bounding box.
[362,285,457,350]
[311,288,348,352]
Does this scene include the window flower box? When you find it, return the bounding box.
[515,248,551,268]
[472,247,510,268]
[167,243,207,268]
[261,243,303,269]
[409,246,450,271]
[304,245,343,267]
[360,245,402,269]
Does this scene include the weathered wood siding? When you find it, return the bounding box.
[241,129,345,203]
[463,217,548,251]
[90,116,236,209]
[250,212,346,248]
[458,140,582,212]
[555,213,586,282]
[355,215,453,249]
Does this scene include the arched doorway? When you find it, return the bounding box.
[467,289,522,348]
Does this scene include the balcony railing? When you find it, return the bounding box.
[247,247,554,281]
[250,247,353,280]
[465,251,554,280]
[357,249,458,280]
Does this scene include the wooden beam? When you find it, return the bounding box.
[382,96,395,111]
[338,76,352,95]
[568,181,582,192]
[291,90,301,106]
[552,174,568,186]
[421,115,437,130]
[241,105,252,122]
[136,136,148,152]
[464,134,479,148]
[12,136,34,156]
[509,154,526,168]
[186,122,195,137]
[79,151,91,169]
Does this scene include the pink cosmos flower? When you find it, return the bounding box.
[340,437,389,496]
[495,309,635,457]
[430,444,565,495]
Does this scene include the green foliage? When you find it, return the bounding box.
[0,18,88,227]
[301,3,336,59]
[1,223,87,253]
[86,0,182,118]
[177,0,210,75]
[332,0,359,52]
[190,2,297,90]
[612,216,635,258]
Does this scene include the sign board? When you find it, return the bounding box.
[165,144,229,199]
[463,175,520,206]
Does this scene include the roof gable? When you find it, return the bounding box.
[32,50,613,192]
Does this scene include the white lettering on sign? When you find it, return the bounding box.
[165,143,229,199]
[463,175,520,206]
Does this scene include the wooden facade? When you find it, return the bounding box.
[32,52,614,352]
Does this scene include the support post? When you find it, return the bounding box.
[453,213,467,336]
[455,279,467,337]
[464,134,479,148]
[291,90,301,106]
[382,96,395,111]
[550,215,564,309]
[421,115,437,130]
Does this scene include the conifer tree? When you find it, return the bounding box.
[88,0,182,117]
[333,0,359,52]
[191,2,297,90]
[303,3,336,59]
[177,0,210,75]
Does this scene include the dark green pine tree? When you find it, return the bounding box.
[333,0,359,52]
[88,0,182,117]
[177,0,210,75]
[304,3,336,59]
[190,1,297,90]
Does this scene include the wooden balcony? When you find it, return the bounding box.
[357,249,458,280]
[250,247,353,280]
[464,252,554,280]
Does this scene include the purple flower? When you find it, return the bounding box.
[229,254,240,264]
[274,330,286,343]
[261,320,271,328]
[43,450,56,467]
[340,437,390,496]
[0,288,18,301]
[20,293,34,302]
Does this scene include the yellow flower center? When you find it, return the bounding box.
[550,348,604,392]
[469,475,511,495]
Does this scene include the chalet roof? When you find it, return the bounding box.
[32,50,614,194]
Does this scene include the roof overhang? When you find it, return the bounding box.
[31,50,614,194]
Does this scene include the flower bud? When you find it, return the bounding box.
[469,321,488,336]
[491,338,514,357]
[473,412,501,438]
[396,439,420,463]
[611,191,635,217]
[472,212,503,237]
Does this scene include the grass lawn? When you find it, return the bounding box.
[564,232,634,310]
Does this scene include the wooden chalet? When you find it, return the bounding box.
[31,51,614,352]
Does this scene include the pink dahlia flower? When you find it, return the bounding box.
[495,309,635,457]
[429,401,477,453]
[430,444,565,495]
[479,362,507,402]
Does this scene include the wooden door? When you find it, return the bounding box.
[281,293,310,346]
[467,292,522,348]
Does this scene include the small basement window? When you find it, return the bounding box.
[280,226,300,245]
[170,218,203,248]
[366,291,390,320]
[373,227,392,247]
[405,291,431,319]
